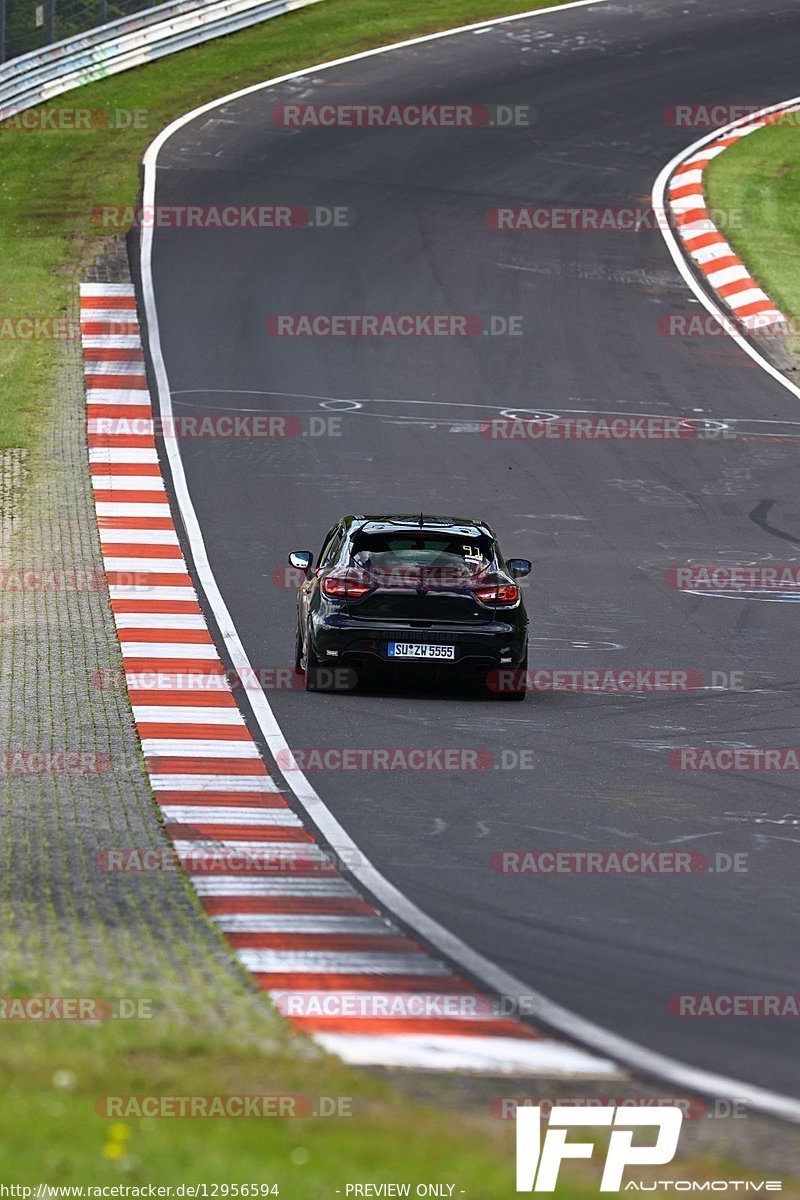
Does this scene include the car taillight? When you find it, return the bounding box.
[321,571,371,599]
[474,582,519,605]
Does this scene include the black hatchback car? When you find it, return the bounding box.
[289,515,530,697]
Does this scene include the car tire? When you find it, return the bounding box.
[294,622,303,674]
[497,654,528,701]
[304,634,325,692]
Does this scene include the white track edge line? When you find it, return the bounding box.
[139,1,800,1118]
[653,94,800,401]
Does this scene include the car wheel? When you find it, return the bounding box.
[304,634,325,692]
[497,654,528,701]
[294,622,303,674]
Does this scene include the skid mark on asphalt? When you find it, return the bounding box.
[749,500,800,546]
[498,260,683,288]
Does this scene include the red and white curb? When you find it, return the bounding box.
[81,281,616,1077]
[666,106,800,330]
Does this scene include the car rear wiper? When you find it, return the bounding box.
[372,516,463,530]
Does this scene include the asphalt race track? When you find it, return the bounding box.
[137,0,800,1101]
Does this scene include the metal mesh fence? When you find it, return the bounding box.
[1,0,165,62]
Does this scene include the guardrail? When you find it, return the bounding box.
[0,0,323,119]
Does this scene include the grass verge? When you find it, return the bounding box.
[0,0,576,450]
[1,1016,539,1189]
[1,3,796,1186]
[1,0,587,1187]
[704,113,800,351]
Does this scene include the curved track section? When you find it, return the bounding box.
[137,0,800,1105]
[81,279,615,1076]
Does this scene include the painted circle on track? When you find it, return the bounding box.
[500,409,559,422]
[679,417,731,437]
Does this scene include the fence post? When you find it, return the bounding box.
[0,0,6,64]
[47,0,56,44]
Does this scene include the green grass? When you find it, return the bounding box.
[4,1014,788,1192]
[0,1014,535,1189]
[2,4,797,1186]
[1,1014,789,1190]
[705,113,800,347]
[1,0,584,1186]
[0,0,576,451]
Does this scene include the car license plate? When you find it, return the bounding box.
[388,642,456,660]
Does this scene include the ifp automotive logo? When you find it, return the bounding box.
[515,1105,683,1192]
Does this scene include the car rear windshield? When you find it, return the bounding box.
[349,532,495,576]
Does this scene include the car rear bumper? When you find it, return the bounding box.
[310,613,527,675]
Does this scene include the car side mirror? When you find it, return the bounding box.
[507,558,532,578]
[289,550,313,575]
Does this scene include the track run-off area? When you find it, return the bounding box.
[132,0,800,1114]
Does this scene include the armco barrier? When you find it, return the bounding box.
[0,0,324,120]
